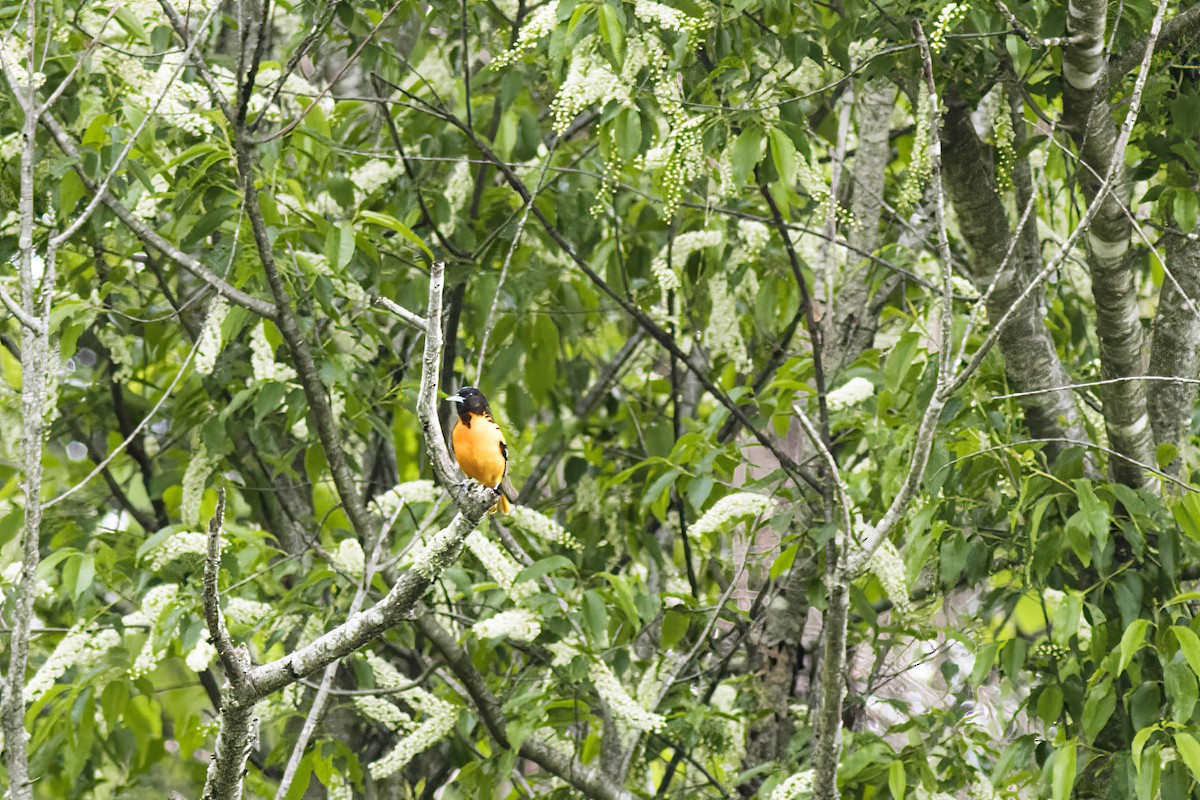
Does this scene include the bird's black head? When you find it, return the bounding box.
[446,386,491,423]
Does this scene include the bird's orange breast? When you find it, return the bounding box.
[452,413,508,490]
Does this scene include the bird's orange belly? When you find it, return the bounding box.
[452,421,506,488]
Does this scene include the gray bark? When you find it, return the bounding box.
[1148,231,1200,464]
[827,79,897,374]
[1063,0,1155,486]
[0,4,48,796]
[940,103,1088,455]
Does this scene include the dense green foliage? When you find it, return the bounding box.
[3,0,1200,798]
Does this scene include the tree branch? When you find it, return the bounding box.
[414,611,634,800]
[36,111,278,319]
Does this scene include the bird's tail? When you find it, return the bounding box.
[492,476,517,514]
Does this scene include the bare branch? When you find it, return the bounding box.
[204,489,250,683]
[373,295,428,332]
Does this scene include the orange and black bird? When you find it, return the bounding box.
[447,387,516,513]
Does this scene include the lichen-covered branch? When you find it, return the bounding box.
[193,262,492,799]
[1,5,49,796]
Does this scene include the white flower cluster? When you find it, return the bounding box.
[133,173,169,221]
[650,229,724,295]
[472,608,542,642]
[444,160,474,231]
[368,686,456,779]
[466,530,536,599]
[771,770,814,800]
[250,321,297,383]
[658,114,707,221]
[368,651,406,688]
[325,775,354,800]
[0,561,51,598]
[97,326,134,384]
[186,632,216,672]
[247,67,317,121]
[145,530,210,571]
[590,659,665,733]
[355,695,413,730]
[130,583,180,677]
[351,159,405,199]
[181,440,216,527]
[795,156,856,229]
[491,2,559,67]
[548,637,581,666]
[690,493,775,540]
[825,376,875,411]
[633,0,707,34]
[224,597,273,634]
[929,2,970,53]
[991,88,1016,193]
[194,294,229,376]
[373,480,440,523]
[25,625,120,703]
[551,43,629,133]
[331,538,365,579]
[738,219,770,260]
[506,504,581,549]
[900,83,933,213]
[705,278,750,370]
[868,539,911,615]
[0,38,46,91]
[125,52,214,137]
[913,788,956,800]
[0,132,20,162]
[969,778,1000,800]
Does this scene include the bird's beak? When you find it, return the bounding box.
[446,394,464,404]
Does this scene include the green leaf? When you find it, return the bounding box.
[768,127,796,188]
[615,106,642,161]
[884,331,922,389]
[1051,742,1077,800]
[888,760,906,800]
[730,127,764,187]
[1082,679,1115,743]
[1173,626,1200,678]
[599,573,640,628]
[1037,685,1063,725]
[660,609,689,650]
[336,220,356,270]
[181,205,235,249]
[769,544,798,580]
[582,589,608,642]
[641,468,679,512]
[1172,493,1200,543]
[1132,725,1158,775]
[358,210,434,259]
[1164,659,1198,722]
[597,3,625,64]
[1174,733,1200,783]
[1119,619,1149,675]
[515,555,576,584]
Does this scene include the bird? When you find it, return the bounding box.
[446,386,516,513]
